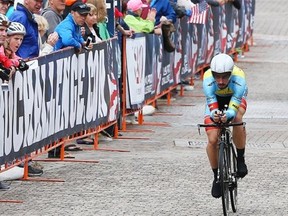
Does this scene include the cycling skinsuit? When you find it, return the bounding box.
[203,65,248,130]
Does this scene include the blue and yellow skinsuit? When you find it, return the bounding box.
[203,65,248,122]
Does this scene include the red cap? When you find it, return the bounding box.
[114,7,123,18]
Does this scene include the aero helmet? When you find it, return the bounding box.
[7,22,26,36]
[210,53,234,73]
[0,14,10,27]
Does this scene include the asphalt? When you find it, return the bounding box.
[1,0,288,215]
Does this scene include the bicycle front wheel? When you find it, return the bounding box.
[219,141,229,216]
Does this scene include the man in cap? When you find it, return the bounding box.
[54,1,91,52]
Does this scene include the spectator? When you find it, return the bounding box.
[62,0,77,19]
[124,0,156,33]
[82,3,102,43]
[0,0,10,15]
[86,0,110,40]
[2,22,29,71]
[34,14,58,56]
[0,14,10,190]
[0,15,15,82]
[54,1,91,52]
[9,0,43,59]
[145,0,176,26]
[41,0,66,43]
[5,0,14,17]
[115,7,133,37]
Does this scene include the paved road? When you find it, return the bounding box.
[1,1,288,215]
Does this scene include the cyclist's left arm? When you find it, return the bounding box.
[226,71,247,121]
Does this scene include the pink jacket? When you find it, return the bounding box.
[0,46,21,68]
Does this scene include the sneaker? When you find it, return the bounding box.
[176,85,194,91]
[30,161,44,170]
[157,96,176,101]
[211,179,221,198]
[0,181,10,191]
[98,134,113,142]
[125,115,138,124]
[237,160,248,178]
[135,105,156,117]
[183,85,194,91]
[28,165,43,177]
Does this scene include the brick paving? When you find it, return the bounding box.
[1,1,288,215]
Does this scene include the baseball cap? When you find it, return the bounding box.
[71,2,91,15]
[127,0,148,12]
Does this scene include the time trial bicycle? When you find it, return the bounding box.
[198,121,246,216]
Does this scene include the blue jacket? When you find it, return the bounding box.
[9,4,39,59]
[150,0,176,25]
[54,13,85,51]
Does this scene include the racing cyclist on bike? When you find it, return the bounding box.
[203,53,248,198]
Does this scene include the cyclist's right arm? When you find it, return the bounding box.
[203,69,220,121]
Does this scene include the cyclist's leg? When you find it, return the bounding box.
[205,116,222,198]
[232,100,248,177]
[232,106,246,149]
[205,116,220,169]
[206,128,219,169]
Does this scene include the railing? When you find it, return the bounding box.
[0,1,255,176]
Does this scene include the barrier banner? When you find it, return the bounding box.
[0,39,119,165]
[225,3,239,53]
[125,35,146,109]
[236,0,255,48]
[159,40,175,93]
[144,34,158,100]
[173,20,182,84]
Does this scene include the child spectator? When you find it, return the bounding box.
[2,22,29,71]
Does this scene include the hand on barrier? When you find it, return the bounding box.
[18,59,29,72]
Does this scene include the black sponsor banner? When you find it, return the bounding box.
[0,39,119,165]
[144,34,158,100]
[236,0,255,48]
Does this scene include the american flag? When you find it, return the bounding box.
[188,1,209,24]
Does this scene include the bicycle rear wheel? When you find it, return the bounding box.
[229,144,238,212]
[219,142,229,216]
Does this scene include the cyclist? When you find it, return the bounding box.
[203,53,248,198]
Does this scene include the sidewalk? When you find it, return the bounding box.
[1,1,288,215]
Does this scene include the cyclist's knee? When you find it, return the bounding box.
[234,107,246,122]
